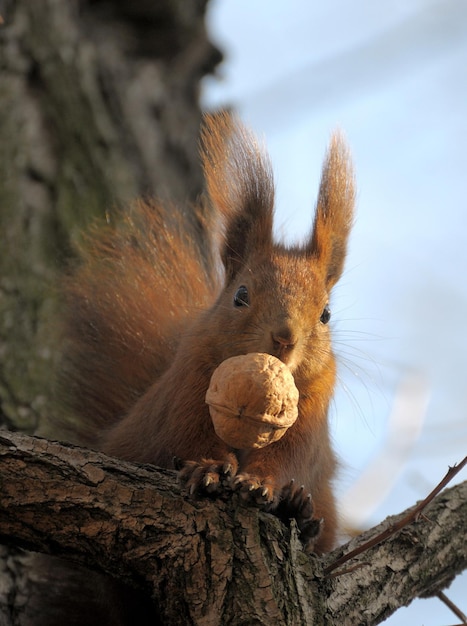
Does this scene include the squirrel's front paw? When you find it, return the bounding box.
[175,454,238,496]
[231,473,278,506]
[273,480,323,549]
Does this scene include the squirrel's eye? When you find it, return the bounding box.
[233,285,249,307]
[320,304,331,324]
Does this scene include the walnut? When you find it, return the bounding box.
[205,353,299,450]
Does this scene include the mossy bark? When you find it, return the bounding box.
[0,0,219,434]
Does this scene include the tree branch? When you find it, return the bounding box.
[325,455,467,574]
[325,476,466,624]
[0,430,465,625]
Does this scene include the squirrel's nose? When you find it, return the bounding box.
[271,327,296,357]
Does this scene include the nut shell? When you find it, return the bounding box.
[205,353,299,449]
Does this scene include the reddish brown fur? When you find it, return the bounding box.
[60,198,221,445]
[61,112,355,554]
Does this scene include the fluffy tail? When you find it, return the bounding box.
[58,198,221,447]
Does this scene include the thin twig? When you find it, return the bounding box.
[437,591,467,624]
[324,456,467,576]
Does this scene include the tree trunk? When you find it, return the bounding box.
[0,0,218,435]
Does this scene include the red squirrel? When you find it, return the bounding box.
[61,111,355,554]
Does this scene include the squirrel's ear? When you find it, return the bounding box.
[201,111,275,281]
[307,131,355,289]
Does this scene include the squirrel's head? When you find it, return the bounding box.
[201,112,355,382]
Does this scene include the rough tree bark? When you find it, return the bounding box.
[0,0,218,435]
[0,431,465,625]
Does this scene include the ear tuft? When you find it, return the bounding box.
[200,111,275,280]
[308,131,355,288]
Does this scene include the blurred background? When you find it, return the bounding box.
[202,1,467,623]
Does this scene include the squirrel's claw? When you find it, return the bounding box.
[270,481,323,550]
[232,473,277,506]
[177,453,239,497]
